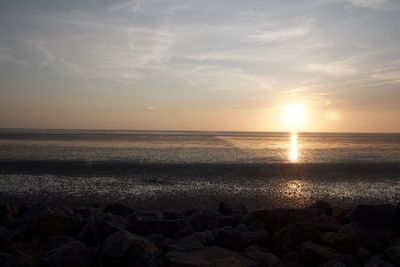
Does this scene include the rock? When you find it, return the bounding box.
[166,246,258,267]
[244,246,281,267]
[299,241,342,265]
[145,234,175,252]
[20,203,51,218]
[383,245,400,266]
[248,208,320,232]
[163,212,183,220]
[308,201,333,215]
[319,260,346,267]
[281,252,305,267]
[248,219,265,231]
[322,223,372,255]
[351,204,396,229]
[215,226,248,251]
[218,202,234,215]
[31,212,66,237]
[189,213,219,232]
[183,231,215,246]
[102,230,163,267]
[47,235,74,250]
[365,258,395,267]
[104,203,134,217]
[130,219,187,237]
[242,231,270,247]
[273,222,320,253]
[218,215,238,227]
[41,240,95,267]
[78,213,126,246]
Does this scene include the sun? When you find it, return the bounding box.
[282,103,306,132]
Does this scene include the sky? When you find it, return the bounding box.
[0,0,399,132]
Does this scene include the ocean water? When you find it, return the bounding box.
[0,129,399,211]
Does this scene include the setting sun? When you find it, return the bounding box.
[282,103,306,132]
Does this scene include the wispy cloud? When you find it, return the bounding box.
[248,19,314,44]
[298,61,359,77]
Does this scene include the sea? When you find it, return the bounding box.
[0,129,399,211]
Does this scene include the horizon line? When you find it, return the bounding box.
[0,127,399,135]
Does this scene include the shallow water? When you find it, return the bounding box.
[0,129,399,210]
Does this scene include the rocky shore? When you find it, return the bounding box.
[0,201,399,267]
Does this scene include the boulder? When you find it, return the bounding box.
[351,204,396,229]
[299,241,342,265]
[248,208,320,232]
[31,212,66,237]
[41,240,95,267]
[104,203,134,217]
[218,202,248,216]
[102,230,163,267]
[319,260,346,267]
[244,246,281,267]
[130,219,187,237]
[383,245,400,266]
[163,212,183,220]
[215,226,248,251]
[189,213,219,232]
[218,202,233,215]
[166,246,258,267]
[78,212,126,246]
[273,221,320,253]
[308,201,333,215]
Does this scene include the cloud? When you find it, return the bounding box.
[298,61,358,77]
[248,19,313,44]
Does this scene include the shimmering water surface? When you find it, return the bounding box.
[0,129,399,210]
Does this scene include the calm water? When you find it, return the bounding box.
[0,129,399,210]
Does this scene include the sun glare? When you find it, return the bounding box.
[282,103,306,132]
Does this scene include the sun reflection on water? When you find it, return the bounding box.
[289,133,299,162]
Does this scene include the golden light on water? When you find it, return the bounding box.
[289,133,299,162]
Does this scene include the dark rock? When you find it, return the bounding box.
[102,230,163,267]
[244,246,281,267]
[163,212,183,220]
[273,221,320,253]
[130,219,187,237]
[351,204,396,229]
[218,202,233,215]
[215,226,248,251]
[47,235,74,250]
[308,201,333,215]
[0,252,14,266]
[166,246,258,267]
[41,240,95,267]
[248,219,265,231]
[189,213,219,232]
[383,245,400,266]
[182,209,199,217]
[365,257,395,267]
[184,231,215,246]
[74,207,98,219]
[242,231,270,247]
[281,252,306,267]
[78,212,126,246]
[173,226,194,239]
[299,241,341,265]
[320,260,346,267]
[248,208,320,232]
[21,203,51,218]
[104,203,134,217]
[31,212,66,237]
[218,215,238,227]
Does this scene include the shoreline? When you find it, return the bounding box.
[0,201,399,266]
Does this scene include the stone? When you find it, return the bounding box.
[249,208,320,232]
[215,226,248,251]
[273,221,320,253]
[383,245,400,266]
[41,240,95,267]
[32,212,66,237]
[163,212,183,220]
[218,202,233,215]
[47,235,74,250]
[319,260,346,267]
[308,201,333,215]
[244,246,281,267]
[166,246,258,267]
[299,241,341,265]
[189,213,219,232]
[242,231,270,247]
[130,219,187,237]
[78,213,126,246]
[102,230,163,267]
[351,204,396,229]
[104,203,134,217]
